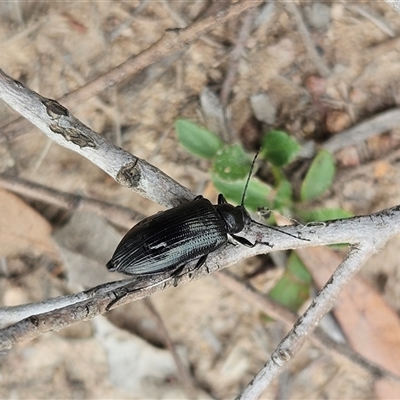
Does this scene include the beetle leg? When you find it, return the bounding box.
[106,286,142,310]
[171,254,208,280]
[194,254,208,270]
[231,234,273,248]
[231,234,255,247]
[171,264,186,278]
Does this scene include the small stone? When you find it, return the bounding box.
[250,93,277,125]
[305,75,327,97]
[326,110,352,133]
[304,3,332,30]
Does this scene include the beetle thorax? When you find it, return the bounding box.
[216,204,251,234]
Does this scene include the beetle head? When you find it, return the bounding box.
[215,149,260,234]
[216,201,252,234]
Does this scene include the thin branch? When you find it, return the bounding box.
[322,108,400,153]
[0,279,130,328]
[346,4,395,37]
[284,2,330,78]
[1,168,397,384]
[1,168,398,384]
[0,69,193,208]
[106,1,150,42]
[2,206,400,351]
[0,173,144,228]
[216,270,400,385]
[0,0,264,142]
[220,8,257,106]
[238,241,388,399]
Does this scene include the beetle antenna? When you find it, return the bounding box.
[241,149,310,242]
[241,148,261,206]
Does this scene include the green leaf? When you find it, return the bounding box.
[268,253,311,312]
[175,119,223,159]
[262,130,301,167]
[212,144,252,181]
[211,173,272,211]
[273,179,293,209]
[296,207,353,223]
[300,150,336,202]
[287,253,312,284]
[270,167,293,210]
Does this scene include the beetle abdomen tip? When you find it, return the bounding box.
[106,260,117,271]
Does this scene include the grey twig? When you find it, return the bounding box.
[0,0,264,142]
[285,2,330,78]
[0,69,193,208]
[2,206,400,353]
[238,239,392,399]
[216,270,400,386]
[0,173,144,229]
[220,8,257,106]
[322,108,400,153]
[346,4,395,37]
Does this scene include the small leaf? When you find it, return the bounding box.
[300,150,335,202]
[262,130,301,167]
[212,144,252,181]
[270,167,293,210]
[268,253,311,312]
[175,119,223,159]
[296,207,353,223]
[273,180,293,210]
[287,253,312,284]
[211,173,272,211]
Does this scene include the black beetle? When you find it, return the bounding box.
[107,152,301,276]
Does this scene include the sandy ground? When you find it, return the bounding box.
[1,1,400,399]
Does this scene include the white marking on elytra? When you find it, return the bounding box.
[149,242,168,250]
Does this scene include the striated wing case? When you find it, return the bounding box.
[107,197,228,275]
